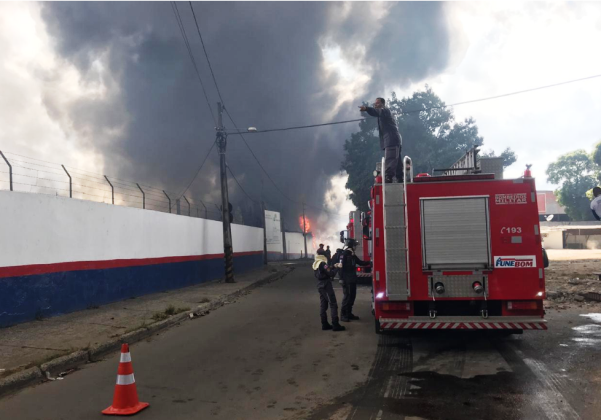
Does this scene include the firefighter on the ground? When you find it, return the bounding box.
[317,244,325,256]
[339,240,371,322]
[312,255,346,331]
[359,97,403,183]
[591,187,601,221]
[325,246,332,264]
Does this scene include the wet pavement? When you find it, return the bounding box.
[307,307,600,420]
[0,266,599,420]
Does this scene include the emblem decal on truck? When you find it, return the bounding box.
[494,255,536,268]
[495,193,527,205]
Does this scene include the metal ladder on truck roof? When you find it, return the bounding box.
[383,156,412,300]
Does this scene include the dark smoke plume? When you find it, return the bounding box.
[40,1,452,232]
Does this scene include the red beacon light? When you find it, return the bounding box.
[524,164,532,178]
[416,173,431,178]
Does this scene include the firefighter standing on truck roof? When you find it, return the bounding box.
[359,97,403,183]
[340,240,371,322]
[312,254,345,331]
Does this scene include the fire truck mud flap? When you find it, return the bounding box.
[379,317,547,330]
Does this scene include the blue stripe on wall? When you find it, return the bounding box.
[0,253,263,328]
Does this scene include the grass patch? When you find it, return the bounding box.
[151,305,190,322]
[122,321,148,334]
[197,297,211,304]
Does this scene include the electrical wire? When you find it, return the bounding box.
[188,1,226,106]
[177,139,216,199]
[171,1,216,124]
[184,3,349,218]
[225,73,601,135]
[227,165,259,204]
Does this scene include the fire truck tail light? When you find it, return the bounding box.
[381,302,411,311]
[472,282,484,294]
[356,267,361,272]
[507,301,538,310]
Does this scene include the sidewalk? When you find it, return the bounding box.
[0,262,299,396]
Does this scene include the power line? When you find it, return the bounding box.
[188,1,226,106]
[227,165,259,204]
[177,139,216,198]
[171,1,216,124]
[225,110,346,217]
[185,3,350,219]
[225,72,601,135]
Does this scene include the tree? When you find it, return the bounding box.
[342,87,487,211]
[481,147,517,168]
[546,150,597,221]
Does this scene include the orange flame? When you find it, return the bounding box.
[299,216,311,233]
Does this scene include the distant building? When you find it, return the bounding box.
[537,190,570,221]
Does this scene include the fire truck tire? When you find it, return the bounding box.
[375,319,381,335]
[497,329,523,336]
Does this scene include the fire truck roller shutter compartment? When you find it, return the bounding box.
[421,196,491,270]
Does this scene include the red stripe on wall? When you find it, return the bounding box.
[0,251,263,279]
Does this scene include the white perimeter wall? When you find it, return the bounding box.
[541,230,563,249]
[0,191,263,268]
[286,232,306,257]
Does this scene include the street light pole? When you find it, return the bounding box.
[217,102,235,283]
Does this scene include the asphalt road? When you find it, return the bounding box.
[0,264,599,420]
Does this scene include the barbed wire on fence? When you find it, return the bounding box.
[0,150,244,224]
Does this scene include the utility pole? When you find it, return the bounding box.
[217,102,235,283]
[302,201,308,259]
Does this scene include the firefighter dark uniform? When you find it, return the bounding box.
[313,255,345,331]
[340,249,370,322]
[364,106,403,183]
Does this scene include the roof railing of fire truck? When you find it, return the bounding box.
[403,155,412,296]
[432,167,480,174]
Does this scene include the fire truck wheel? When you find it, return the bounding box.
[497,329,523,337]
[375,319,381,335]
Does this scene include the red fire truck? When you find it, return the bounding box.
[370,149,548,334]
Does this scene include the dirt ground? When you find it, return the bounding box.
[544,249,601,311]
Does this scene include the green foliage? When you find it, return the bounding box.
[546,149,598,221]
[482,147,518,168]
[592,141,601,169]
[342,86,486,211]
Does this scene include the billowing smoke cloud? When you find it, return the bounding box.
[39,1,452,237]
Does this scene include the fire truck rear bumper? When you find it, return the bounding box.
[379,317,547,330]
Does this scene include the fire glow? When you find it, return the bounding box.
[299,216,311,233]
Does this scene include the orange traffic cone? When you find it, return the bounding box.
[102,344,149,416]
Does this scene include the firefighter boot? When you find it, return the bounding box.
[322,320,333,330]
[332,321,346,332]
[348,314,360,321]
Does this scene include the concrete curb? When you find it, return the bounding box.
[0,265,295,398]
[40,350,89,378]
[0,367,44,398]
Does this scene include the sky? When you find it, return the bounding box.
[1,2,601,246]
